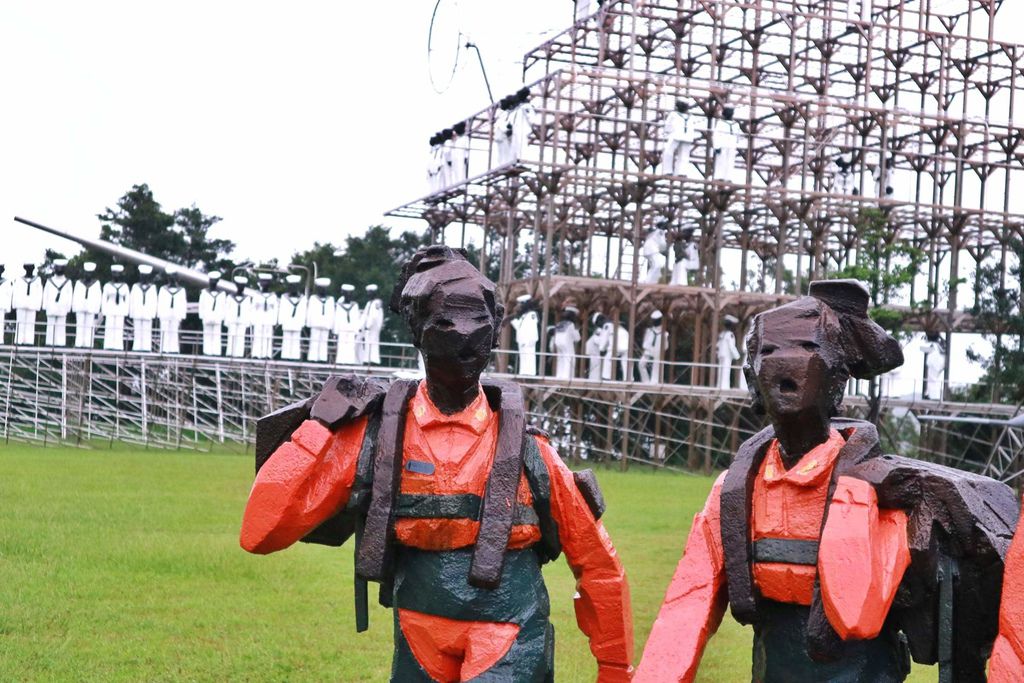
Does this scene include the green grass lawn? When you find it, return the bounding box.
[0,445,937,682]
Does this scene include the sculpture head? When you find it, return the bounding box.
[285,274,301,295]
[392,245,504,397]
[722,106,735,120]
[233,275,248,295]
[675,99,689,114]
[110,264,124,281]
[453,121,467,137]
[23,263,35,278]
[743,280,902,429]
[82,262,96,282]
[314,277,330,297]
[257,272,272,292]
[208,270,222,290]
[165,265,179,286]
[53,259,68,277]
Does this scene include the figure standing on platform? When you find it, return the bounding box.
[495,95,516,167]
[639,310,667,384]
[670,228,700,286]
[199,271,225,356]
[157,266,187,354]
[306,277,335,362]
[101,264,130,351]
[711,106,740,183]
[661,100,697,177]
[450,120,469,185]
[832,149,858,195]
[716,314,741,390]
[42,259,73,346]
[72,262,102,349]
[920,331,946,401]
[0,265,12,344]
[13,263,43,345]
[875,154,896,202]
[223,276,251,358]
[508,88,537,165]
[361,284,384,365]
[250,273,278,360]
[129,264,159,352]
[510,294,540,376]
[585,312,610,380]
[642,225,668,284]
[278,274,307,361]
[333,284,362,365]
[427,133,443,194]
[550,303,581,380]
[601,320,631,382]
[438,128,454,189]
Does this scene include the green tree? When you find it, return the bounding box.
[966,239,1024,404]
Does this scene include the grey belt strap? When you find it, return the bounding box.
[752,538,819,566]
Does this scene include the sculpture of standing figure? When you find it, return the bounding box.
[661,100,697,177]
[42,259,73,346]
[0,265,11,343]
[711,106,740,183]
[670,228,700,286]
[129,264,159,352]
[333,284,362,365]
[450,120,469,185]
[550,304,581,380]
[223,276,251,358]
[240,245,634,681]
[157,266,188,354]
[637,279,1018,683]
[198,271,225,356]
[427,133,443,194]
[509,294,540,376]
[920,331,946,401]
[361,284,384,365]
[72,262,102,349]
[13,263,43,345]
[585,312,610,380]
[601,321,631,381]
[306,277,335,363]
[639,310,667,384]
[278,275,307,361]
[716,315,741,390]
[495,95,516,167]
[875,154,896,202]
[642,225,669,285]
[508,87,537,165]
[101,264,130,351]
[832,149,858,196]
[250,273,279,360]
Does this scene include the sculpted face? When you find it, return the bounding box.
[418,284,496,385]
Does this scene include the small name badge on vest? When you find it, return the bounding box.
[405,460,435,475]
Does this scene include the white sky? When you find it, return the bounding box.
[1,1,1020,386]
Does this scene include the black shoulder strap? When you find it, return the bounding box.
[355,379,418,583]
[470,379,528,589]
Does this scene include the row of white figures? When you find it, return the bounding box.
[198,274,385,363]
[495,88,537,167]
[642,226,700,285]
[660,101,741,182]
[830,151,897,199]
[427,121,469,194]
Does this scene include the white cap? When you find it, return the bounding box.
[83,262,97,273]
[366,284,379,293]
[111,264,125,274]
[138,264,154,275]
[341,283,355,293]
[233,275,248,285]
[285,274,302,284]
[257,272,273,282]
[650,310,663,321]
[591,312,603,325]
[208,270,222,280]
[516,294,531,304]
[165,265,179,276]
[314,277,331,287]
[54,259,68,267]
[564,305,579,314]
[724,314,739,325]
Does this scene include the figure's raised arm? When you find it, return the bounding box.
[535,437,634,682]
[635,473,728,683]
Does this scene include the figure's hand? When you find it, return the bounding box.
[597,662,634,682]
[309,375,387,429]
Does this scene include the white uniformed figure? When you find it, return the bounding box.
[129,264,159,352]
[42,259,73,346]
[639,311,667,384]
[920,333,947,401]
[661,100,698,177]
[509,88,538,165]
[450,121,469,185]
[585,312,610,380]
[716,314,741,390]
[101,265,130,350]
[438,128,455,189]
[874,155,896,202]
[278,274,307,361]
[510,294,540,376]
[832,150,857,195]
[0,265,13,344]
[711,106,740,182]
[250,273,279,360]
[550,305,581,380]
[223,276,251,358]
[12,263,43,345]
[670,229,700,286]
[306,277,334,362]
[495,96,516,167]
[642,226,668,285]
[360,284,384,364]
[198,271,225,356]
[427,133,444,194]
[333,283,362,365]
[72,262,102,348]
[601,321,631,381]
[846,0,871,25]
[157,266,188,354]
